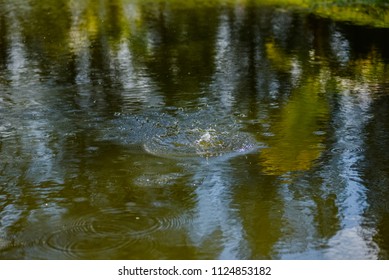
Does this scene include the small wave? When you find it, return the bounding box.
[157,212,194,230]
[330,146,365,154]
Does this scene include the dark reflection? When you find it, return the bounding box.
[137,3,219,105]
[1,0,389,259]
[364,93,389,259]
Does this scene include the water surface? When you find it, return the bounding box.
[1,0,389,259]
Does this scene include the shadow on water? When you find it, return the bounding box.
[1,0,389,259]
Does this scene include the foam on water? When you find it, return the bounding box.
[100,108,260,159]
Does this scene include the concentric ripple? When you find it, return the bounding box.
[144,126,257,158]
[44,208,161,258]
[91,208,161,238]
[1,207,192,259]
[157,212,194,230]
[100,108,259,159]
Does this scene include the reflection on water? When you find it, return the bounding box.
[1,0,389,259]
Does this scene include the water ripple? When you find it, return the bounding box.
[158,212,193,230]
[100,108,259,159]
[43,207,161,258]
[144,127,257,159]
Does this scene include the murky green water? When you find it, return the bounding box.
[1,0,389,259]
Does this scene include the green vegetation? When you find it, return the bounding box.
[135,0,389,27]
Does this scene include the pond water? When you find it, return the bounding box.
[1,0,389,259]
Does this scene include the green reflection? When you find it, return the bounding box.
[258,77,329,174]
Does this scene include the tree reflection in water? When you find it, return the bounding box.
[1,0,389,259]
